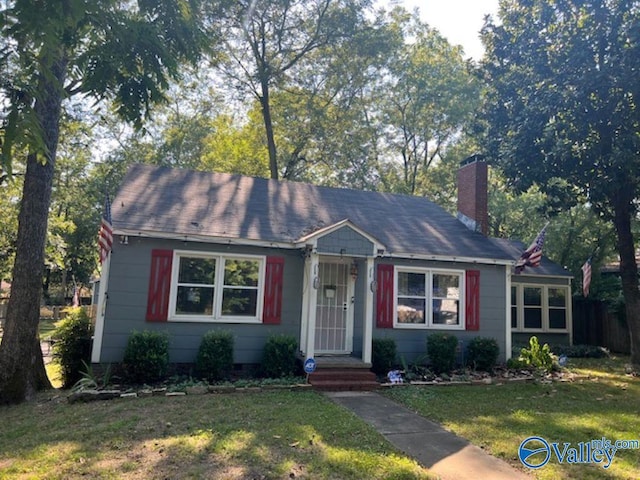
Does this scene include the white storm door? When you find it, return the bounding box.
[315,262,353,353]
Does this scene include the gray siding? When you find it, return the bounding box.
[316,226,374,256]
[99,238,303,364]
[372,260,508,364]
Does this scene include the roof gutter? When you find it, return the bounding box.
[114,228,516,266]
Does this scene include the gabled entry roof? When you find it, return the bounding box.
[112,164,514,263]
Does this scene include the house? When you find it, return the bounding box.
[91,158,571,372]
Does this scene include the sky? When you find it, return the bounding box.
[399,0,501,60]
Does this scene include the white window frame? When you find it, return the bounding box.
[511,284,569,333]
[393,267,465,330]
[168,250,265,323]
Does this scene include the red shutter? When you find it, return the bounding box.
[376,264,395,328]
[263,256,285,324]
[146,249,173,322]
[465,270,480,331]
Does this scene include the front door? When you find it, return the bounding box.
[314,261,353,354]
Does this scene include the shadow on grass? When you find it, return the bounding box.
[0,390,433,479]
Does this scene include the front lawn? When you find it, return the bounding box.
[0,390,432,479]
[384,356,640,480]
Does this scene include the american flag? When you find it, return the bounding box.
[515,223,548,274]
[98,194,113,265]
[582,257,592,297]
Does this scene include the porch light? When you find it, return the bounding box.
[350,261,358,280]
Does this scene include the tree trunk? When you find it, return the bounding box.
[259,78,279,180]
[0,51,67,404]
[612,193,640,367]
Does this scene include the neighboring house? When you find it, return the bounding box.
[91,158,571,370]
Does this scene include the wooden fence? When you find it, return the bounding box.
[572,298,630,354]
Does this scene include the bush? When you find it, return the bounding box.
[52,307,94,388]
[122,330,169,384]
[195,330,234,381]
[466,337,500,371]
[519,336,555,373]
[550,344,609,358]
[372,338,397,375]
[262,335,299,378]
[506,357,529,370]
[426,333,459,374]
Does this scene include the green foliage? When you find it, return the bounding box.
[506,357,529,370]
[261,335,299,378]
[519,336,555,373]
[550,344,609,359]
[72,361,113,392]
[122,331,169,385]
[466,337,500,372]
[371,338,397,375]
[195,330,234,382]
[52,307,94,389]
[426,333,459,374]
[383,11,480,196]
[479,0,640,362]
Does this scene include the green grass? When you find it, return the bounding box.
[0,317,57,341]
[384,356,640,480]
[0,390,432,479]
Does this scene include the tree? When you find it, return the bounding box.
[0,0,208,404]
[479,0,640,365]
[213,0,372,179]
[382,10,480,195]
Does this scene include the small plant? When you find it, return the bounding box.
[261,334,299,378]
[122,330,169,384]
[372,338,397,375]
[426,333,459,374]
[466,337,500,372]
[519,336,556,373]
[195,330,234,381]
[72,361,113,392]
[52,307,94,388]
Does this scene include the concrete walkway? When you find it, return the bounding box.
[326,391,530,480]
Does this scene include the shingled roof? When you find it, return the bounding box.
[490,238,572,277]
[112,164,516,263]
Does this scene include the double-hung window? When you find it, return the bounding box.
[395,268,464,329]
[170,251,264,323]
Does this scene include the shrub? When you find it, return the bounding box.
[52,307,94,388]
[550,344,609,358]
[262,335,299,378]
[506,357,529,370]
[372,338,397,375]
[426,333,459,374]
[519,336,555,373]
[122,330,169,384]
[195,330,234,381]
[466,337,500,371]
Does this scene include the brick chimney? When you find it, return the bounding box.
[457,155,488,235]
